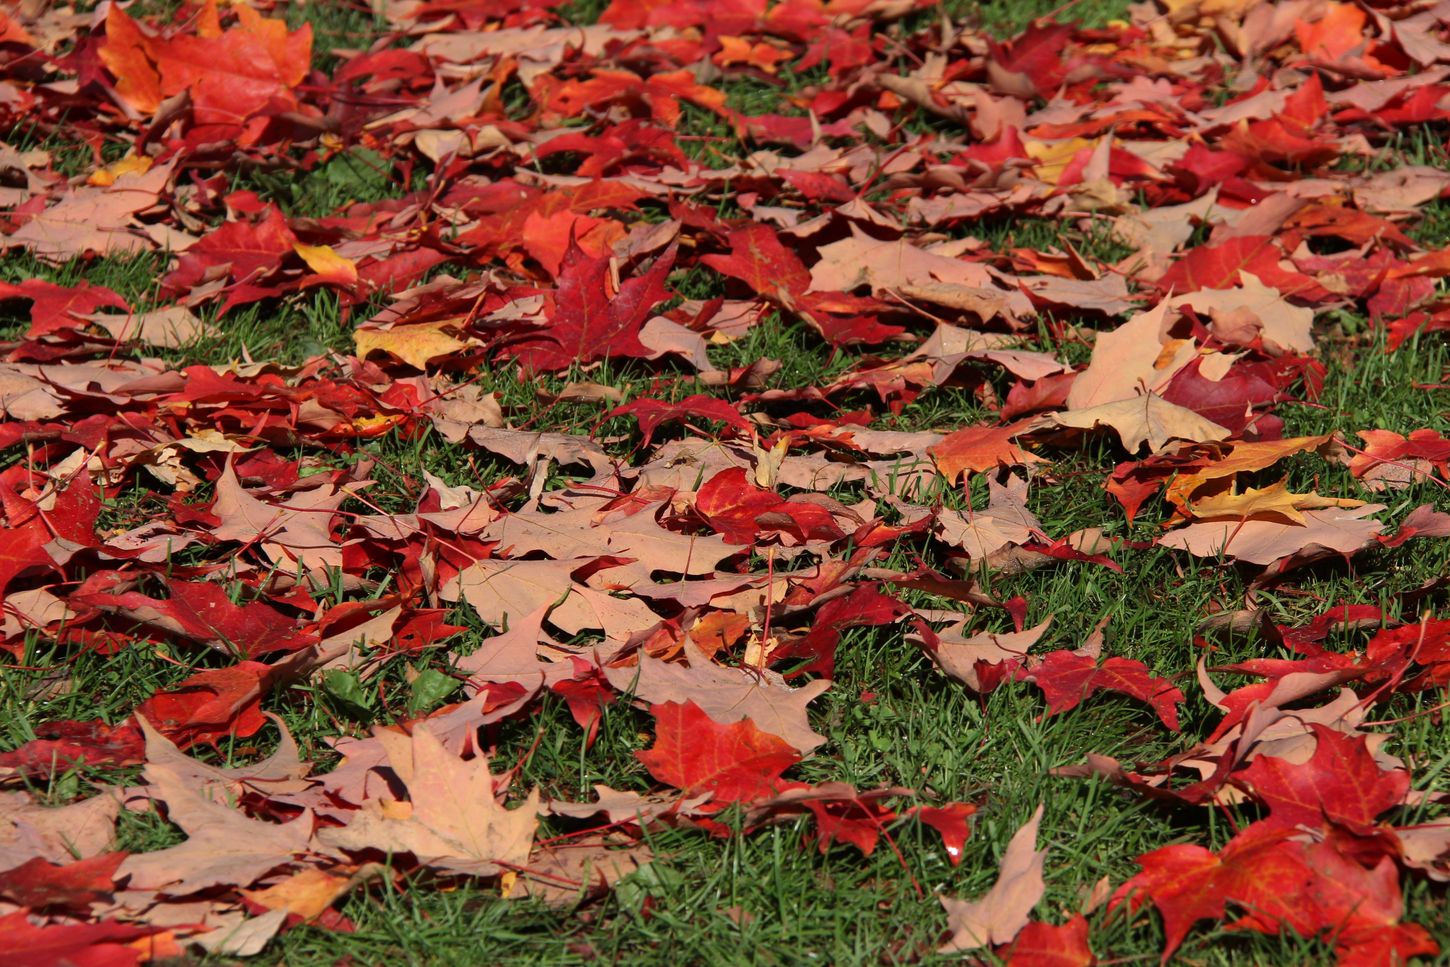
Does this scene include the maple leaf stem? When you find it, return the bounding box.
[1362,694,1450,727]
[501,722,549,788]
[871,808,923,899]
[757,546,776,673]
[1360,610,1433,709]
[1339,441,1450,490]
[536,821,640,848]
[494,859,586,890]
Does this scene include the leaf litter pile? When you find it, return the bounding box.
[3,0,1450,961]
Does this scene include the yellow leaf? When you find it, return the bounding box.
[1024,137,1096,185]
[87,153,153,187]
[244,868,353,920]
[1164,434,1338,510]
[293,242,358,285]
[355,320,473,370]
[1187,480,1364,525]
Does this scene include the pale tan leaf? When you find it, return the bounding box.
[1065,302,1190,410]
[0,791,118,869]
[1158,504,1386,564]
[1052,392,1231,453]
[317,724,538,877]
[604,645,831,754]
[939,804,1047,952]
[119,755,313,895]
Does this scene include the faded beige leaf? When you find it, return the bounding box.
[604,645,831,754]
[917,618,1052,692]
[0,791,118,870]
[939,804,1047,952]
[1185,480,1364,525]
[1158,504,1386,564]
[1171,272,1314,354]
[1065,302,1190,410]
[119,753,313,895]
[1053,392,1231,453]
[317,724,539,877]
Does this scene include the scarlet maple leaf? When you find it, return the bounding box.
[1349,429,1450,489]
[133,661,275,748]
[0,279,129,338]
[1013,651,1184,731]
[928,422,1043,483]
[1157,236,1327,301]
[700,224,812,304]
[803,793,898,855]
[1232,724,1410,832]
[904,802,976,867]
[550,660,614,748]
[73,580,315,658]
[0,720,145,777]
[611,394,753,447]
[100,3,311,127]
[1114,824,1438,963]
[699,225,900,345]
[769,583,911,678]
[508,241,676,371]
[164,205,297,312]
[694,468,787,544]
[0,853,126,913]
[0,909,167,967]
[637,700,800,803]
[1001,915,1093,967]
[695,467,843,545]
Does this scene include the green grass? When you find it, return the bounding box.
[8,290,1443,964]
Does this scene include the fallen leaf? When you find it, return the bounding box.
[318,724,539,876]
[1052,393,1231,453]
[1159,504,1386,564]
[940,805,1047,952]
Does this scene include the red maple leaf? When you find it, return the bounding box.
[636,700,800,803]
[700,225,900,345]
[1114,825,1438,963]
[133,661,276,748]
[164,205,297,313]
[73,580,315,659]
[1157,236,1328,301]
[508,240,676,371]
[1013,651,1184,731]
[803,794,898,855]
[611,394,753,447]
[0,853,126,913]
[99,3,311,127]
[551,658,614,748]
[0,279,129,339]
[0,719,145,777]
[928,421,1043,483]
[700,224,813,303]
[1001,915,1093,967]
[695,467,843,545]
[1234,724,1409,832]
[904,802,976,867]
[769,583,910,678]
[1,908,168,967]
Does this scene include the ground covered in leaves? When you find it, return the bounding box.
[3,0,1450,962]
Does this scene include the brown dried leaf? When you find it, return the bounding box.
[317,724,538,877]
[939,805,1047,952]
[1159,504,1386,564]
[604,646,831,754]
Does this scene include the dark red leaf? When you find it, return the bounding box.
[0,853,126,912]
[1014,651,1184,731]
